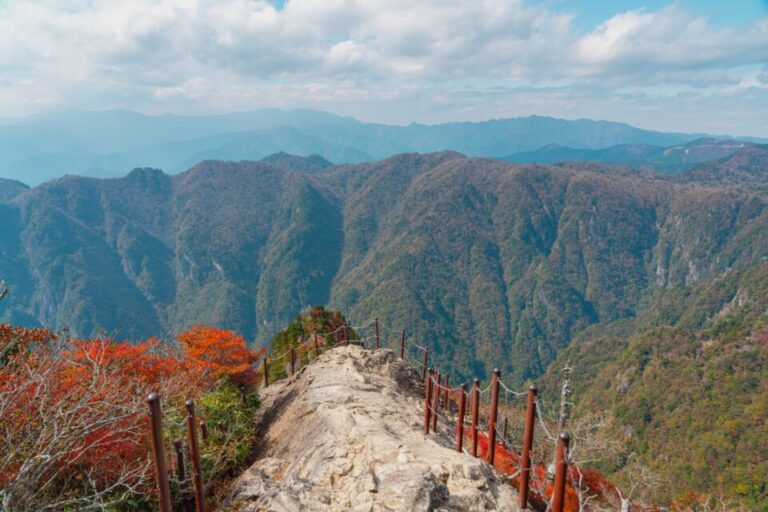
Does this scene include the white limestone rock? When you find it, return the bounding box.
[225,346,518,511]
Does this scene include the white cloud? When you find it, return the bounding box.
[0,0,766,134]
[576,6,768,76]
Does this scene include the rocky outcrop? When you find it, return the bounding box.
[226,346,517,511]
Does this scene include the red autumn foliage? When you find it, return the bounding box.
[465,430,662,512]
[0,323,57,361]
[469,430,581,511]
[0,323,262,510]
[178,324,266,385]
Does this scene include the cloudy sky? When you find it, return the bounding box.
[1,0,767,136]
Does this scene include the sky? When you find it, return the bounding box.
[1,0,767,136]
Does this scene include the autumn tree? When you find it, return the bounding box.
[178,324,265,385]
[0,321,264,511]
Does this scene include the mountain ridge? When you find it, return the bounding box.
[2,147,768,386]
[227,345,521,511]
[0,178,29,203]
[4,109,766,185]
[503,138,758,174]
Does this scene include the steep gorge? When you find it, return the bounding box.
[1,149,768,385]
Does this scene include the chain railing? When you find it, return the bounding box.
[146,318,572,512]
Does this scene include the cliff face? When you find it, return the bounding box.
[226,346,517,511]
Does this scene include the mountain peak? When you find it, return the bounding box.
[125,167,167,180]
[259,152,334,173]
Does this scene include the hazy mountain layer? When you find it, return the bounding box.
[2,109,751,185]
[503,138,758,174]
[2,147,767,386]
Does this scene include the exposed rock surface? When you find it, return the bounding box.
[226,346,518,511]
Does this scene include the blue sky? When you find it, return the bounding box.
[0,0,767,136]
[566,0,768,29]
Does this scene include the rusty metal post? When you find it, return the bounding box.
[471,378,480,457]
[519,385,537,510]
[343,322,349,345]
[400,330,405,359]
[185,400,206,512]
[147,394,172,512]
[313,331,320,359]
[289,347,296,375]
[199,420,208,441]
[421,347,429,381]
[551,432,570,512]
[456,383,467,452]
[174,440,194,512]
[443,375,450,410]
[487,369,501,465]
[262,357,269,387]
[173,440,185,479]
[424,368,433,434]
[375,317,380,350]
[432,371,440,431]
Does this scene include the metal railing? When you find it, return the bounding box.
[146,318,572,512]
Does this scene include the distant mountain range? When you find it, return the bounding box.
[3,109,766,185]
[502,138,760,174]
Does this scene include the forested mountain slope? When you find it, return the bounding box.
[540,263,768,508]
[0,179,29,203]
[2,148,767,387]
